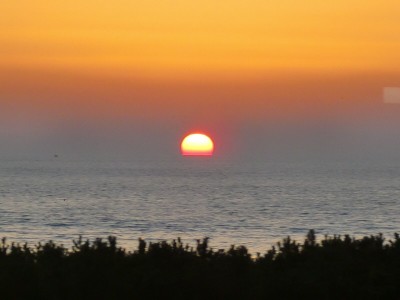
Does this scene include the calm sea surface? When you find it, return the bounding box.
[1,157,399,253]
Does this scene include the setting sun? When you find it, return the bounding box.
[181,133,214,156]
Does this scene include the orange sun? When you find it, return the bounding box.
[181,133,214,156]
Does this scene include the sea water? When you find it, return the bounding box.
[1,157,399,254]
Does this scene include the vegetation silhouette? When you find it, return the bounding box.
[1,231,400,299]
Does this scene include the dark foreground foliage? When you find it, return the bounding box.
[1,231,400,300]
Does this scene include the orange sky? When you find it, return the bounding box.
[2,0,400,75]
[1,0,400,157]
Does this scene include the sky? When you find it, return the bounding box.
[1,0,400,159]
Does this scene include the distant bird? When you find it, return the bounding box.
[54,154,58,158]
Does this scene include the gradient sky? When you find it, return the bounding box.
[1,0,400,159]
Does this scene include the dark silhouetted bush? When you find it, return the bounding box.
[1,231,400,299]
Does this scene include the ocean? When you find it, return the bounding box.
[1,157,399,254]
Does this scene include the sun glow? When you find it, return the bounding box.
[181,133,214,156]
